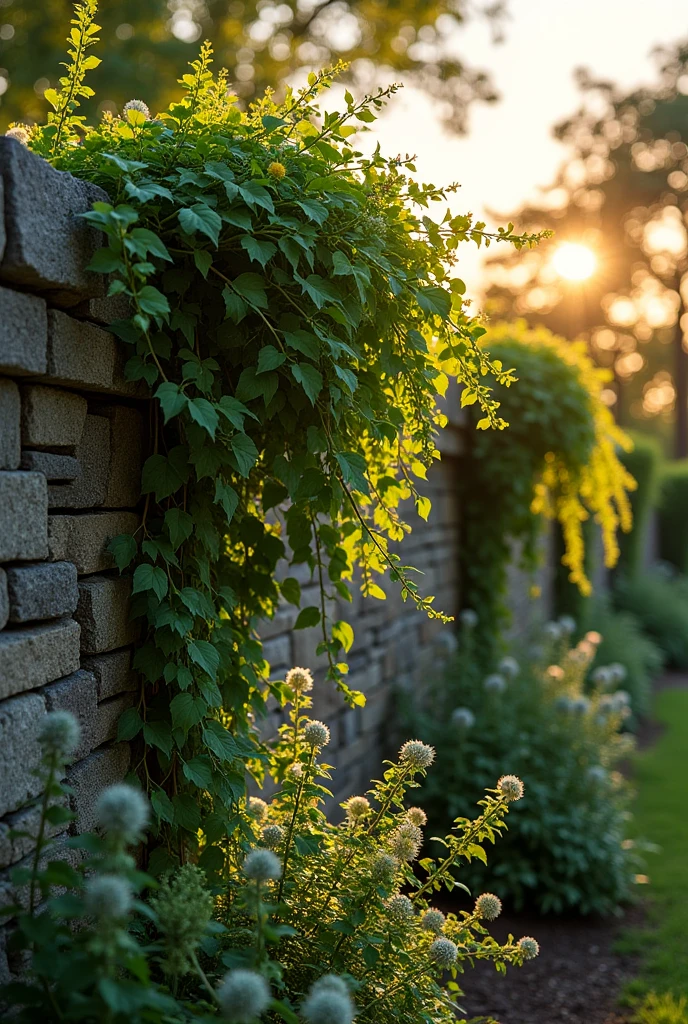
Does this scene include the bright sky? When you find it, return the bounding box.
[371,0,688,297]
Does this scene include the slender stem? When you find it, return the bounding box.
[190,950,221,1006]
[360,964,428,1016]
[29,753,57,915]
[277,749,314,906]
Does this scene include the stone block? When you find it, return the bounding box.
[0,471,48,561]
[0,692,45,817]
[67,743,130,833]
[72,290,132,325]
[48,511,139,574]
[21,384,87,451]
[0,377,19,468]
[82,647,137,700]
[7,561,78,623]
[103,405,144,507]
[45,310,141,396]
[76,576,139,655]
[0,137,108,307]
[0,618,81,700]
[21,451,81,481]
[0,796,69,870]
[43,669,98,760]
[0,568,7,630]
[48,413,110,509]
[0,286,47,376]
[91,692,134,749]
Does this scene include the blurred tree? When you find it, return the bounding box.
[0,0,507,132]
[484,41,688,456]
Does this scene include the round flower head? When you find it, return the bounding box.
[344,795,370,822]
[242,848,281,882]
[591,666,613,687]
[406,806,427,827]
[570,696,591,715]
[546,664,564,681]
[286,667,313,694]
[459,608,478,629]
[586,765,607,785]
[6,125,30,145]
[498,656,520,679]
[608,662,627,684]
[247,796,269,823]
[585,630,602,646]
[451,706,475,730]
[371,850,397,884]
[483,673,506,695]
[84,874,132,921]
[288,762,304,779]
[475,892,502,921]
[261,823,285,849]
[398,739,435,770]
[268,160,286,179]
[429,937,458,968]
[39,710,80,760]
[543,620,563,641]
[389,821,422,862]
[558,615,577,636]
[122,98,151,119]
[386,893,415,924]
[310,976,349,998]
[301,981,355,1024]
[498,775,524,802]
[217,968,271,1023]
[517,935,540,960]
[303,720,330,749]
[96,783,149,843]
[421,908,446,934]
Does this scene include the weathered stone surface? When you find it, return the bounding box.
[76,576,139,655]
[0,378,20,469]
[103,405,144,507]
[0,569,7,630]
[48,511,139,574]
[67,743,131,833]
[82,648,137,700]
[91,692,134,749]
[21,451,81,481]
[45,310,141,396]
[0,618,81,700]
[43,670,98,760]
[0,137,108,307]
[20,384,87,451]
[0,796,69,870]
[72,291,132,325]
[0,286,47,376]
[48,413,110,509]
[7,561,78,623]
[0,692,45,816]
[0,471,48,561]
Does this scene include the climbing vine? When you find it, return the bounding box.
[21,2,547,871]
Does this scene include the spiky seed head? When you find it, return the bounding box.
[570,696,591,714]
[558,615,576,635]
[84,874,132,920]
[386,893,415,923]
[38,710,80,760]
[517,936,540,960]
[498,775,524,802]
[591,666,613,686]
[475,892,502,920]
[303,720,330,749]
[421,908,446,934]
[398,739,435,770]
[242,848,281,882]
[406,806,427,827]
[483,673,506,694]
[389,821,422,862]
[543,620,564,641]
[371,851,398,884]
[301,985,354,1024]
[344,796,370,822]
[429,937,458,967]
[498,656,520,679]
[217,969,271,1023]
[123,98,151,119]
[268,160,286,179]
[5,125,30,145]
[247,796,269,822]
[459,608,478,629]
[261,824,285,849]
[310,976,349,997]
[96,783,149,843]
[608,662,627,684]
[451,706,475,730]
[285,667,313,694]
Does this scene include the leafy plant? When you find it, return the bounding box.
[658,459,688,575]
[2,704,538,1022]
[631,992,688,1024]
[403,615,641,915]
[617,432,661,579]
[15,1,548,870]
[614,569,688,670]
[589,596,663,723]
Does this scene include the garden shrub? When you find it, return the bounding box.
[1,700,538,1022]
[631,992,688,1024]
[617,432,661,579]
[614,569,688,670]
[658,459,688,575]
[14,1,548,870]
[589,597,663,722]
[405,615,640,915]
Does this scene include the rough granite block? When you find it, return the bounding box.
[0,136,108,307]
[67,743,131,833]
[48,413,110,509]
[0,471,49,561]
[45,309,141,396]
[76,576,139,654]
[43,669,98,760]
[7,561,78,623]
[72,291,132,325]
[0,796,69,870]
[0,286,48,376]
[0,569,7,630]
[103,405,144,507]
[0,618,81,700]
[21,451,81,481]
[0,377,20,468]
[47,511,139,574]
[21,383,87,451]
[82,648,137,700]
[91,692,134,749]
[0,692,46,817]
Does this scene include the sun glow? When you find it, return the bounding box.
[552,243,597,282]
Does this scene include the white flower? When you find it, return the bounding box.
[451,706,475,730]
[285,667,314,694]
[591,666,613,687]
[406,806,427,827]
[38,710,80,760]
[497,775,524,802]
[217,969,271,1023]
[498,656,520,679]
[122,98,151,119]
[475,892,502,920]
[371,851,397,884]
[303,720,330,749]
[247,797,269,822]
[261,824,284,849]
[429,937,458,967]
[84,874,132,920]
[242,848,281,882]
[483,673,506,694]
[389,821,422,862]
[386,893,415,923]
[96,784,149,843]
[421,908,446,934]
[301,978,355,1024]
[398,740,435,770]
[344,796,370,822]
[5,125,30,145]
[608,662,627,684]
[558,615,576,635]
[517,935,540,960]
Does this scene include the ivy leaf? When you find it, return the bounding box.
[283,330,320,360]
[178,204,222,246]
[137,285,170,318]
[202,719,239,762]
[170,692,207,731]
[280,577,301,606]
[143,720,174,758]
[261,114,287,131]
[188,639,220,681]
[294,272,340,309]
[238,181,274,213]
[117,706,143,741]
[291,363,323,404]
[164,508,194,550]
[183,756,214,789]
[230,433,259,477]
[124,180,174,204]
[188,397,219,439]
[86,247,122,273]
[214,478,239,524]
[278,236,301,271]
[132,563,168,602]
[415,285,452,320]
[193,250,213,278]
[155,381,188,423]
[335,451,370,495]
[296,199,329,225]
[257,345,286,374]
[232,273,268,309]
[240,235,277,268]
[179,588,215,619]
[129,227,173,262]
[334,364,358,393]
[262,479,288,511]
[173,794,201,832]
[107,533,137,571]
[332,620,354,653]
[222,286,248,324]
[141,447,190,501]
[294,606,321,630]
[217,395,255,431]
[151,789,175,824]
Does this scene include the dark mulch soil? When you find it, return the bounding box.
[455,906,643,1024]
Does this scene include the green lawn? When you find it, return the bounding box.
[623,686,688,1001]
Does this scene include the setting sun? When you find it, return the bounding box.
[552,242,597,282]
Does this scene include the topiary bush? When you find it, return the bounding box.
[658,460,688,575]
[614,570,688,670]
[617,432,661,579]
[404,615,641,915]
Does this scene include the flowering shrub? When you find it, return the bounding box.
[1,698,537,1021]
[406,615,641,914]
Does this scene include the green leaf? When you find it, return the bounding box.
[294,272,340,309]
[222,286,248,323]
[188,397,219,439]
[143,720,174,758]
[202,719,238,761]
[231,273,268,309]
[240,235,277,268]
[132,563,168,602]
[173,794,201,832]
[137,285,170,318]
[335,451,370,495]
[183,756,214,789]
[261,114,288,131]
[238,181,274,213]
[332,620,354,653]
[141,447,190,501]
[117,706,143,741]
[257,345,286,374]
[218,395,255,430]
[164,508,194,549]
[155,381,188,423]
[284,330,320,360]
[151,789,175,824]
[291,363,323,404]
[129,227,172,261]
[294,606,321,630]
[107,533,137,571]
[296,199,329,225]
[193,249,213,278]
[415,285,452,319]
[86,247,122,273]
[178,204,222,246]
[179,588,215,619]
[170,692,207,731]
[188,639,220,681]
[334,364,357,393]
[230,433,259,477]
[214,478,239,523]
[280,577,301,606]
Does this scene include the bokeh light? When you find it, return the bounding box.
[552,242,597,282]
